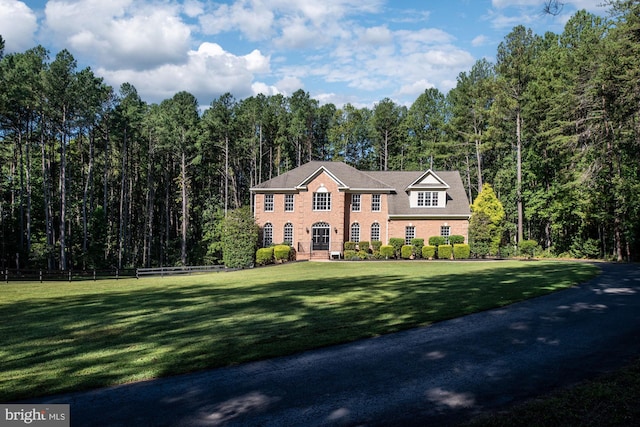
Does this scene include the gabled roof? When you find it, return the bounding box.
[250,161,471,218]
[405,169,450,191]
[250,161,393,192]
[368,170,470,218]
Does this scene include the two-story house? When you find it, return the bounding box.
[250,161,471,260]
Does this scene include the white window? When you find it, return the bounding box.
[350,223,360,243]
[284,223,294,244]
[371,223,380,242]
[351,194,361,212]
[313,192,331,211]
[263,223,273,246]
[264,194,274,212]
[417,191,439,207]
[285,194,294,212]
[441,225,451,244]
[371,194,381,212]
[405,226,415,245]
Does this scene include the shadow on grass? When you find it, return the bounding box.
[0,262,598,401]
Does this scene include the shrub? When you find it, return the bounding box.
[256,247,274,265]
[357,250,369,260]
[401,245,414,259]
[372,250,385,260]
[380,245,395,259]
[519,240,538,259]
[428,236,446,247]
[371,240,382,251]
[437,244,453,260]
[274,244,291,261]
[449,235,465,245]
[411,238,424,258]
[344,249,357,260]
[422,245,436,259]
[389,238,404,258]
[222,206,259,268]
[453,244,470,259]
[344,241,357,251]
[358,241,370,253]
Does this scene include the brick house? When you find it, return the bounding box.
[250,161,471,260]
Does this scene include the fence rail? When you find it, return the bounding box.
[135,265,227,278]
[3,268,137,283]
[2,265,230,283]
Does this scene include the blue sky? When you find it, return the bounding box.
[1,0,608,107]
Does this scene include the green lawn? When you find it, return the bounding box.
[0,260,598,401]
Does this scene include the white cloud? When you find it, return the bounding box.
[472,34,490,47]
[99,42,271,105]
[0,0,38,53]
[44,0,191,70]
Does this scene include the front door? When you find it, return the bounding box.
[312,223,330,250]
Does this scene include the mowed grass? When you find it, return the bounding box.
[0,260,598,401]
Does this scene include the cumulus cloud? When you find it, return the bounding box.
[0,0,38,53]
[99,42,270,105]
[44,0,191,70]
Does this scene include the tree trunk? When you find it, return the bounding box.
[516,108,524,245]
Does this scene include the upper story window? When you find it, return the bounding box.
[313,187,331,211]
[416,191,439,207]
[351,194,361,212]
[371,194,381,212]
[264,194,274,212]
[285,194,294,212]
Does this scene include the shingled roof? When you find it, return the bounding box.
[250,161,393,192]
[251,161,471,218]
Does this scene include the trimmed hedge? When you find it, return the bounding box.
[422,245,436,259]
[380,245,395,259]
[274,244,291,261]
[344,241,357,251]
[449,235,465,245]
[371,240,382,251]
[358,241,370,253]
[437,245,453,260]
[256,247,274,265]
[453,244,471,259]
[429,236,446,247]
[389,238,404,258]
[401,245,414,259]
[344,249,357,260]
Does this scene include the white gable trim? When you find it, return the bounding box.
[405,169,450,191]
[295,166,348,190]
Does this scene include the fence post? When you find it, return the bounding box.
[116,269,119,280]
[93,270,96,281]
[40,269,43,283]
[68,270,72,282]
[136,269,139,279]
[4,268,7,283]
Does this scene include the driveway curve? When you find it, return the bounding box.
[32,262,640,426]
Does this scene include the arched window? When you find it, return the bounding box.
[350,222,360,243]
[284,223,294,244]
[371,222,380,242]
[263,223,273,247]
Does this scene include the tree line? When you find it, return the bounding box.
[1,0,638,270]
